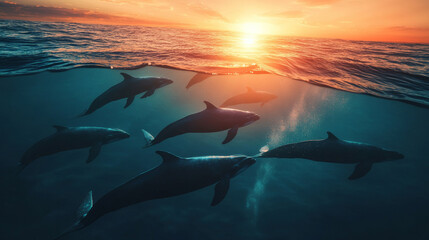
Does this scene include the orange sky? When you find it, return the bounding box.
[1,0,428,43]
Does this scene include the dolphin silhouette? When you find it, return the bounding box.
[142,101,260,146]
[19,126,130,173]
[80,73,173,116]
[220,87,277,107]
[53,151,256,239]
[259,132,404,179]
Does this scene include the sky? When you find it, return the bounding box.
[0,0,428,43]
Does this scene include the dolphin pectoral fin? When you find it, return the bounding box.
[211,176,230,206]
[348,162,373,180]
[141,89,155,98]
[87,143,102,163]
[222,127,239,144]
[124,96,135,108]
[260,102,266,107]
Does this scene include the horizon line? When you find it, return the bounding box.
[1,17,428,45]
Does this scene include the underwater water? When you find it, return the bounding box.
[0,66,428,240]
[0,19,429,240]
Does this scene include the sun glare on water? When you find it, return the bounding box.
[242,35,256,46]
[238,22,266,48]
[227,22,270,58]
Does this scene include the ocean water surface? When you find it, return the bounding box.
[0,19,428,240]
[1,19,428,107]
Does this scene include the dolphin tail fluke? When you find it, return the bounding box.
[53,191,93,240]
[141,129,155,148]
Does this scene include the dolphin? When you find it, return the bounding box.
[53,151,256,239]
[258,132,404,180]
[186,72,211,89]
[142,101,260,146]
[80,73,173,116]
[220,87,277,107]
[19,126,130,172]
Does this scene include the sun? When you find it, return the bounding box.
[236,22,266,48]
[239,22,266,35]
[241,35,257,47]
[242,36,256,45]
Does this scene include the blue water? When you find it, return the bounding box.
[0,19,429,240]
[1,19,428,108]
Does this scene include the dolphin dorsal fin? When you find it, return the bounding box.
[204,101,217,110]
[246,87,255,92]
[156,151,180,163]
[120,72,134,81]
[327,131,339,140]
[53,125,68,132]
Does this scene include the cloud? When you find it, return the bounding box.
[261,10,304,19]
[187,2,229,22]
[98,0,174,12]
[0,1,180,26]
[298,0,340,6]
[99,0,154,2]
[97,0,159,6]
[386,26,429,32]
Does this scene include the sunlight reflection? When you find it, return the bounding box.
[241,34,257,47]
[235,22,264,52]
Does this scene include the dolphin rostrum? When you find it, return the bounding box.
[53,151,256,239]
[259,131,404,179]
[142,101,260,146]
[80,73,173,116]
[220,87,277,107]
[19,126,130,172]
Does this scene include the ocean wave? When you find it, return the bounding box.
[0,19,428,108]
